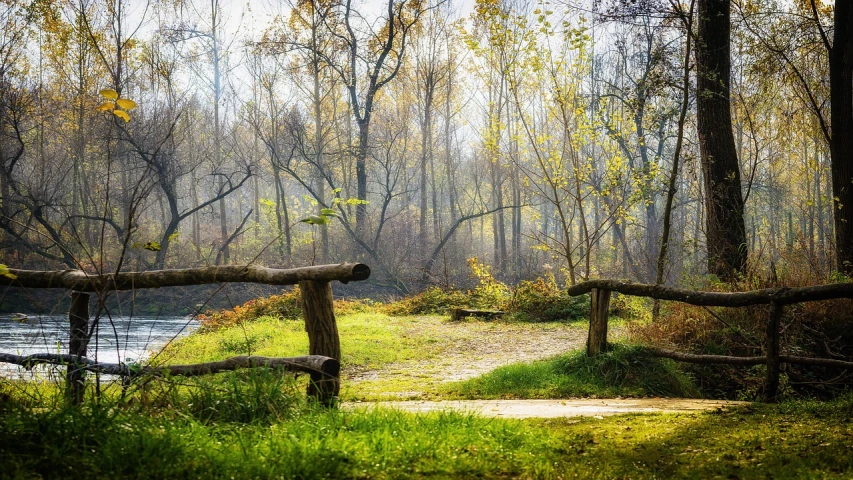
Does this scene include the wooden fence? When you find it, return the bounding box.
[0,262,370,406]
[566,280,853,401]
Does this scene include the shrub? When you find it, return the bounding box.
[629,275,853,399]
[197,288,372,331]
[506,276,589,322]
[383,286,471,316]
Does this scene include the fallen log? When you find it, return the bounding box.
[0,263,370,291]
[450,309,505,321]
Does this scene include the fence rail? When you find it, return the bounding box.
[569,281,853,402]
[0,262,370,406]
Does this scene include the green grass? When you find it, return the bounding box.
[1,390,851,479]
[159,313,439,370]
[448,344,702,399]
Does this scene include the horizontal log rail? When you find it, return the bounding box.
[0,353,337,378]
[0,354,340,406]
[645,348,853,369]
[566,279,853,307]
[0,263,371,291]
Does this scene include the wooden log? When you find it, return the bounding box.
[646,348,853,369]
[299,280,341,402]
[0,353,339,379]
[566,279,853,307]
[65,292,89,406]
[0,263,371,291]
[587,288,611,356]
[765,302,782,402]
[450,309,505,321]
[646,347,767,365]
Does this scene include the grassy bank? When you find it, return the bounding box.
[1,392,851,479]
[447,345,701,399]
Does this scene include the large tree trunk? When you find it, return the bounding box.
[696,0,747,280]
[830,3,853,275]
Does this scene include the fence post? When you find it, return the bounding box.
[65,291,90,405]
[587,288,611,356]
[299,280,341,405]
[765,301,782,402]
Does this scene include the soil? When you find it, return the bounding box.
[346,317,610,397]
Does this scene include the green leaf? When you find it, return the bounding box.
[320,208,339,218]
[0,264,17,279]
[143,242,161,252]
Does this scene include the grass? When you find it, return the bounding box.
[159,313,440,370]
[2,309,852,478]
[1,388,851,479]
[159,312,593,401]
[447,344,702,399]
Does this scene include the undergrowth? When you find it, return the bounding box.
[630,258,853,400]
[2,381,851,479]
[385,257,590,322]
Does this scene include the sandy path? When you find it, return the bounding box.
[344,317,608,399]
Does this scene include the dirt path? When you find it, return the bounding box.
[344,317,611,399]
[349,399,748,418]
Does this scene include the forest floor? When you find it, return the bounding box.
[342,315,599,400]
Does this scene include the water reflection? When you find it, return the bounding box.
[0,314,198,378]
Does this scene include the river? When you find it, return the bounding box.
[0,314,199,378]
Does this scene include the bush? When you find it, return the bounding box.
[198,288,371,331]
[506,277,589,322]
[383,286,471,316]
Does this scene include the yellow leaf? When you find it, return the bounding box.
[97,101,115,112]
[116,98,137,110]
[99,88,119,100]
[113,110,131,122]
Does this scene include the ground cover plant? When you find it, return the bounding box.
[449,344,701,399]
[1,383,851,479]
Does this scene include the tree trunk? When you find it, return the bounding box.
[830,3,853,275]
[696,0,747,281]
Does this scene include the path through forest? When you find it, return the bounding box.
[344,317,747,416]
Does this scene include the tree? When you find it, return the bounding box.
[696,0,747,280]
[827,2,853,274]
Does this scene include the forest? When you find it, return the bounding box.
[0,0,846,295]
[2,1,853,478]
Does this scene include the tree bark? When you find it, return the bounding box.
[696,0,747,280]
[587,288,611,356]
[299,280,341,401]
[765,302,782,402]
[65,292,89,405]
[567,279,853,306]
[1,263,371,291]
[830,3,853,275]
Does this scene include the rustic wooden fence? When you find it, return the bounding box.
[566,280,853,401]
[0,262,370,406]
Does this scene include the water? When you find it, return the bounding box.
[0,314,199,378]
